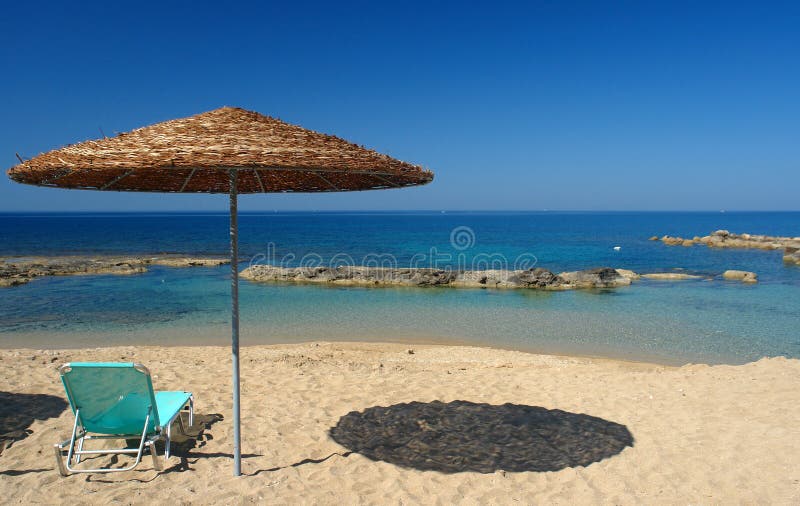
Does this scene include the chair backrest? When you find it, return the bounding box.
[59,363,161,434]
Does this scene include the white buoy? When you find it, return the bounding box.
[613,246,621,251]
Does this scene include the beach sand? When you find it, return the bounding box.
[1,342,799,504]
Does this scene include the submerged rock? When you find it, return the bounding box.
[641,273,704,281]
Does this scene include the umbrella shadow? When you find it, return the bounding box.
[329,400,634,473]
[0,391,68,456]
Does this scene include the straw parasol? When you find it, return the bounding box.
[7,107,434,475]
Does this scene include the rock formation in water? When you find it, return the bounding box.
[658,230,800,251]
[241,265,763,288]
[722,270,758,283]
[239,265,635,290]
[0,256,229,287]
[1,255,764,291]
[784,246,800,266]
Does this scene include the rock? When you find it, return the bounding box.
[148,257,229,267]
[661,236,685,246]
[240,265,634,291]
[649,236,659,241]
[504,268,563,289]
[782,247,800,266]
[656,230,800,254]
[614,269,641,280]
[556,268,632,289]
[0,255,231,288]
[659,235,697,247]
[723,270,758,283]
[0,277,31,288]
[642,273,704,280]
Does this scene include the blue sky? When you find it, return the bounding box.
[1,1,798,211]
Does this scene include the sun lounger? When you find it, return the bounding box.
[53,362,193,475]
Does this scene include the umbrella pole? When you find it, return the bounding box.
[229,169,241,476]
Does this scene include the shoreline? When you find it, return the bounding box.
[0,329,784,367]
[2,341,669,369]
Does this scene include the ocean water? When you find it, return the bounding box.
[1,211,798,365]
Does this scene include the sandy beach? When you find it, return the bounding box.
[0,342,798,504]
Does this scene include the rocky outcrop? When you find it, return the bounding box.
[722,270,758,283]
[149,258,229,268]
[658,230,800,251]
[240,265,634,290]
[451,268,564,289]
[660,236,684,246]
[556,268,633,289]
[614,269,641,281]
[784,247,800,266]
[0,256,229,287]
[0,258,146,287]
[0,277,31,287]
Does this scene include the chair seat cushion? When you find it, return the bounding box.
[155,391,192,427]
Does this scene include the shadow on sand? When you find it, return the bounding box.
[84,413,227,482]
[121,413,225,460]
[330,400,633,473]
[0,391,68,455]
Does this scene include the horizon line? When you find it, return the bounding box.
[1,209,799,215]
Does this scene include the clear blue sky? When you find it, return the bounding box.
[1,1,798,211]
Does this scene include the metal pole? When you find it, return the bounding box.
[229,169,241,476]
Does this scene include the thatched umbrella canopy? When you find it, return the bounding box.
[8,106,433,192]
[6,107,433,476]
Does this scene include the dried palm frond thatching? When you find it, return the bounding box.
[7,107,433,193]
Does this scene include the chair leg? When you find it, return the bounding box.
[149,440,162,472]
[53,444,69,477]
[177,413,186,435]
[63,410,152,474]
[165,423,171,460]
[75,434,85,464]
[64,409,81,472]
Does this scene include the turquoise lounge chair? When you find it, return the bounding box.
[53,362,193,475]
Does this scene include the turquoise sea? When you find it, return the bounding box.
[1,211,798,365]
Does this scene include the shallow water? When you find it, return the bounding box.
[1,211,798,364]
